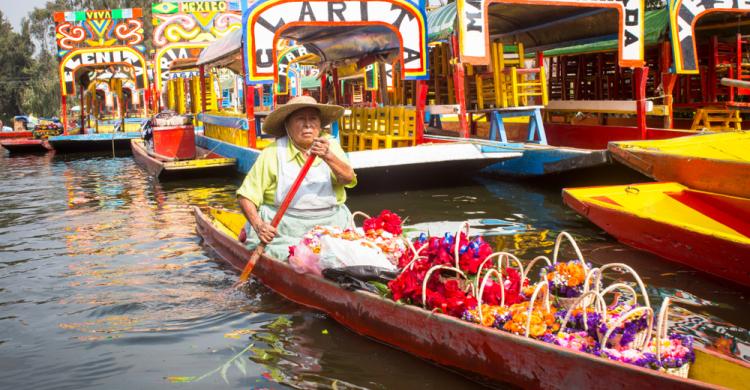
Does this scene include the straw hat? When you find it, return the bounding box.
[262,95,344,137]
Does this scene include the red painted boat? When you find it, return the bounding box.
[194,206,750,389]
[0,131,33,139]
[131,139,236,180]
[0,138,50,153]
[562,182,750,288]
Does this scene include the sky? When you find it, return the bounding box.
[2,0,49,32]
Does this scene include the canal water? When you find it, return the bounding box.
[0,151,748,389]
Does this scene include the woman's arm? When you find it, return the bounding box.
[238,196,277,243]
[310,137,355,185]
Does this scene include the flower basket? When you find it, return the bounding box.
[502,281,559,338]
[598,305,654,351]
[651,297,694,378]
[541,232,594,310]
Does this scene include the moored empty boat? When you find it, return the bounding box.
[608,132,750,198]
[194,206,750,389]
[0,138,50,154]
[562,182,750,287]
[131,139,235,180]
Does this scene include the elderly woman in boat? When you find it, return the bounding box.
[237,96,356,259]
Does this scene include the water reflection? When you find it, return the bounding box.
[0,151,748,390]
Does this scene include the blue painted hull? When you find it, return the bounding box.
[423,135,610,177]
[195,135,260,174]
[481,146,610,177]
[47,132,142,153]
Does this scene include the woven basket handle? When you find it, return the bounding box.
[556,290,606,336]
[593,263,651,310]
[552,231,588,273]
[524,281,551,338]
[655,297,672,363]
[349,211,371,230]
[523,255,551,285]
[453,221,471,269]
[476,269,505,324]
[600,306,654,351]
[474,252,525,294]
[421,265,469,309]
[600,283,639,307]
[399,236,427,271]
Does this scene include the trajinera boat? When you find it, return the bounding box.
[131,139,236,180]
[562,182,750,288]
[194,206,750,389]
[608,132,750,199]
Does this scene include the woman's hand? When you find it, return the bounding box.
[309,137,331,159]
[255,221,277,244]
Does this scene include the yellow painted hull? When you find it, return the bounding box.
[563,182,750,286]
[609,132,750,198]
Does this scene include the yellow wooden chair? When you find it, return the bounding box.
[376,106,416,148]
[346,107,363,152]
[359,107,388,150]
[353,107,372,151]
[338,110,353,151]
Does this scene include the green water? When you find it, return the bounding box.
[0,151,747,389]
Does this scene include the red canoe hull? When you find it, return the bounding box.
[0,139,50,153]
[562,191,750,288]
[194,207,732,389]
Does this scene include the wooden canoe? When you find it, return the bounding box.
[131,139,236,180]
[562,182,750,287]
[0,138,50,153]
[608,132,750,198]
[194,206,750,389]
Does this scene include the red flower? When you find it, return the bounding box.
[363,210,403,235]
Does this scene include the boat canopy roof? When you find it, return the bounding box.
[427,2,457,42]
[426,3,666,54]
[300,75,319,89]
[543,8,668,57]
[279,25,400,66]
[197,28,243,73]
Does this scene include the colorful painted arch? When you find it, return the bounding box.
[242,0,428,85]
[276,44,320,94]
[58,46,149,95]
[668,0,750,74]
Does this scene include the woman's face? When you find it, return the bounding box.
[285,107,321,149]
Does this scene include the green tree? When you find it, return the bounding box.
[18,0,155,119]
[0,10,33,122]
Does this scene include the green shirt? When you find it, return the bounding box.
[236,136,356,207]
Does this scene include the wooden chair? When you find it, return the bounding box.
[690,108,742,132]
[376,106,416,148]
[338,110,353,151]
[359,107,388,150]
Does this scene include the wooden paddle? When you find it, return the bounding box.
[236,153,317,285]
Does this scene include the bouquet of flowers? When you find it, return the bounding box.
[358,210,407,266]
[541,260,589,298]
[289,210,407,274]
[649,297,694,377]
[288,225,365,274]
[502,301,560,338]
[597,303,652,349]
[541,331,599,353]
[462,304,511,328]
